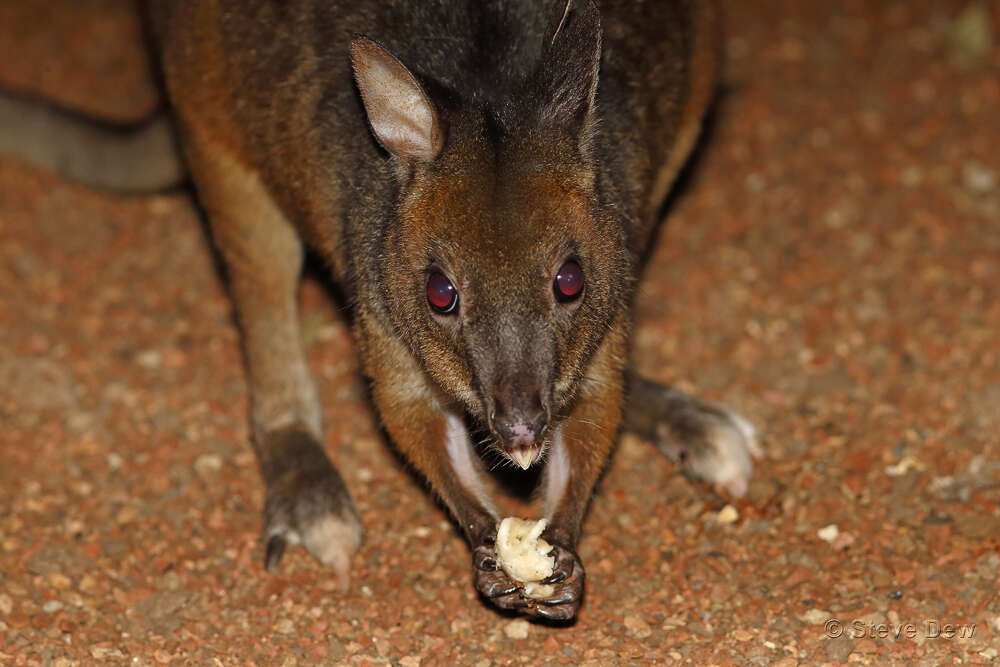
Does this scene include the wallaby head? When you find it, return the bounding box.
[351,0,628,470]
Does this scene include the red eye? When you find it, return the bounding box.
[554,260,584,302]
[426,271,459,314]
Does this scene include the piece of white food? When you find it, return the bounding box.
[495,517,556,599]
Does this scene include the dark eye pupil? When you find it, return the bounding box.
[554,260,584,302]
[427,272,458,314]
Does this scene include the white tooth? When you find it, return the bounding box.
[511,447,534,470]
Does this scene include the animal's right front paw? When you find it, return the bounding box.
[258,428,362,590]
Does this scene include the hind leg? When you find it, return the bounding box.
[623,367,763,497]
[185,142,360,587]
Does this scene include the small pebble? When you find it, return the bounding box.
[963,162,996,193]
[624,613,653,639]
[817,524,839,543]
[193,453,223,478]
[884,456,922,477]
[825,636,854,662]
[107,453,124,471]
[951,3,994,64]
[43,600,64,613]
[716,505,739,525]
[799,609,831,625]
[900,166,923,187]
[504,619,530,640]
[48,572,72,589]
[136,349,162,369]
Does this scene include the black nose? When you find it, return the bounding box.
[492,395,547,448]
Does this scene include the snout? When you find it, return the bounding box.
[492,398,548,470]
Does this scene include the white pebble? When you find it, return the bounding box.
[135,349,162,369]
[716,505,739,525]
[193,453,222,476]
[817,524,840,543]
[503,619,530,639]
[885,456,922,477]
[964,162,996,193]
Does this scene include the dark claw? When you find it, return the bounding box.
[541,545,577,584]
[473,546,500,571]
[541,569,567,584]
[265,535,286,572]
[537,588,578,606]
[492,591,529,610]
[480,575,520,599]
[535,603,576,621]
[541,568,568,585]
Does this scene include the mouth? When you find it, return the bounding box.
[503,442,544,470]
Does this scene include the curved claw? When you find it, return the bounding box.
[473,545,500,571]
[265,535,287,572]
[492,591,530,611]
[536,588,578,606]
[535,603,578,621]
[527,543,585,620]
[542,545,577,584]
[477,571,521,599]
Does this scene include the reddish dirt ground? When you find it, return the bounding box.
[1,1,998,664]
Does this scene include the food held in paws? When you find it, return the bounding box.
[495,517,556,599]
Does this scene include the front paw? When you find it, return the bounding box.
[656,402,762,497]
[259,429,362,590]
[472,535,585,621]
[533,542,585,621]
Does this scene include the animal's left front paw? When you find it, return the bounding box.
[531,541,585,621]
[625,373,764,497]
[657,402,763,497]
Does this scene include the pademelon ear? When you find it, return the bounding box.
[351,37,444,162]
[533,0,602,137]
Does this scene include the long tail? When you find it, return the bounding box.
[0,90,184,192]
